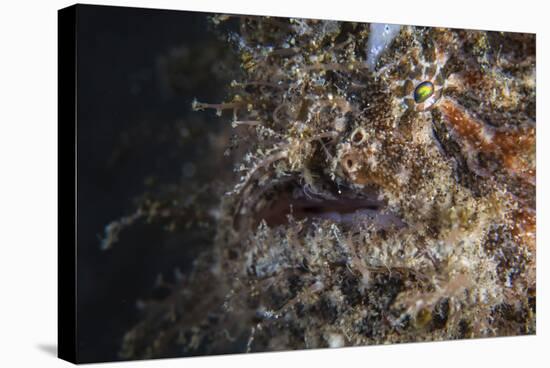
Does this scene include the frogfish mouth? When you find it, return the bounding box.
[236,176,407,232]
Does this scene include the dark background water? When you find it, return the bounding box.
[75,5,235,362]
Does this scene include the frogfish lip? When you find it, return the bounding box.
[250,182,406,230]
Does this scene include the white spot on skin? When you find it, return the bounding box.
[366,23,402,71]
[326,333,345,348]
[395,166,411,186]
[334,117,347,132]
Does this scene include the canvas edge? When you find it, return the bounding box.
[58,3,77,364]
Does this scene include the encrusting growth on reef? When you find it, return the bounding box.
[118,16,535,358]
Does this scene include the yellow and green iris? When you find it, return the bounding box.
[413,81,435,103]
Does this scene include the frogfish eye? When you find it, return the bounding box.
[413,81,435,103]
